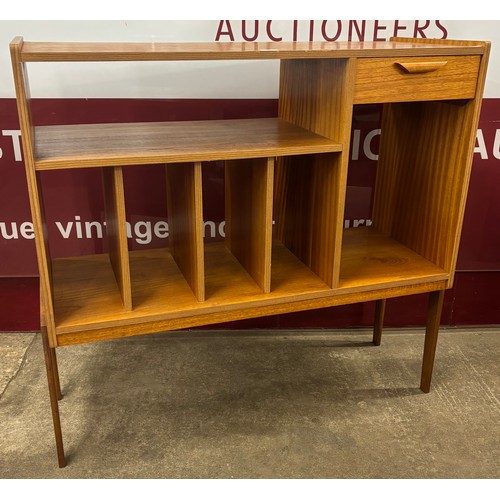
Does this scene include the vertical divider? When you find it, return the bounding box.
[166,162,205,302]
[276,58,356,288]
[102,166,132,311]
[225,157,274,293]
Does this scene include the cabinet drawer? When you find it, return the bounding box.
[354,56,481,104]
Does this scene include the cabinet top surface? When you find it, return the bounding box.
[16,39,487,62]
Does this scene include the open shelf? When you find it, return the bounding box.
[37,166,132,312]
[52,240,330,335]
[51,228,448,338]
[33,118,342,170]
[339,227,449,290]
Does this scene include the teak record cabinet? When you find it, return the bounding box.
[10,37,490,467]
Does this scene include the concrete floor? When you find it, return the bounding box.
[0,328,499,478]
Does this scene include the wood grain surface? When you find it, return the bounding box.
[276,58,356,287]
[50,227,448,342]
[34,119,342,170]
[420,289,446,393]
[274,153,342,287]
[19,40,485,62]
[372,98,487,282]
[166,162,205,301]
[11,35,492,463]
[10,35,489,351]
[102,166,132,310]
[10,37,57,345]
[368,36,491,290]
[225,157,274,293]
[354,55,480,103]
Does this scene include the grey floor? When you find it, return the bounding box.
[0,328,499,479]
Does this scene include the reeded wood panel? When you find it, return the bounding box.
[102,166,132,311]
[225,157,274,293]
[166,162,205,302]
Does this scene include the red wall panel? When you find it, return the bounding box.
[1,98,499,330]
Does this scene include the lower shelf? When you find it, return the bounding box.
[338,227,446,290]
[51,227,449,344]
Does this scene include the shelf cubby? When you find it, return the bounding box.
[371,99,479,286]
[225,157,274,293]
[338,227,449,292]
[51,226,450,344]
[274,152,344,288]
[38,166,132,322]
[277,57,356,289]
[102,166,132,310]
[165,162,205,302]
[52,240,330,339]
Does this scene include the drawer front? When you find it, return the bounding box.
[354,55,481,104]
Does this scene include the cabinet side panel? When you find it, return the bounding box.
[10,37,57,345]
[443,45,491,285]
[225,157,274,293]
[277,58,355,288]
[166,162,205,302]
[102,166,132,311]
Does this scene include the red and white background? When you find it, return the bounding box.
[1,20,499,331]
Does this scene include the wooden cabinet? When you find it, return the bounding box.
[10,37,490,467]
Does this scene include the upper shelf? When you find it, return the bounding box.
[34,118,342,170]
[19,40,487,62]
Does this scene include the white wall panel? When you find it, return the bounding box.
[0,20,498,98]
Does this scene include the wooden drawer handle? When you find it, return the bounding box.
[395,60,448,74]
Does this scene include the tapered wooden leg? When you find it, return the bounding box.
[373,299,386,346]
[420,290,445,393]
[49,347,62,401]
[41,327,66,468]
